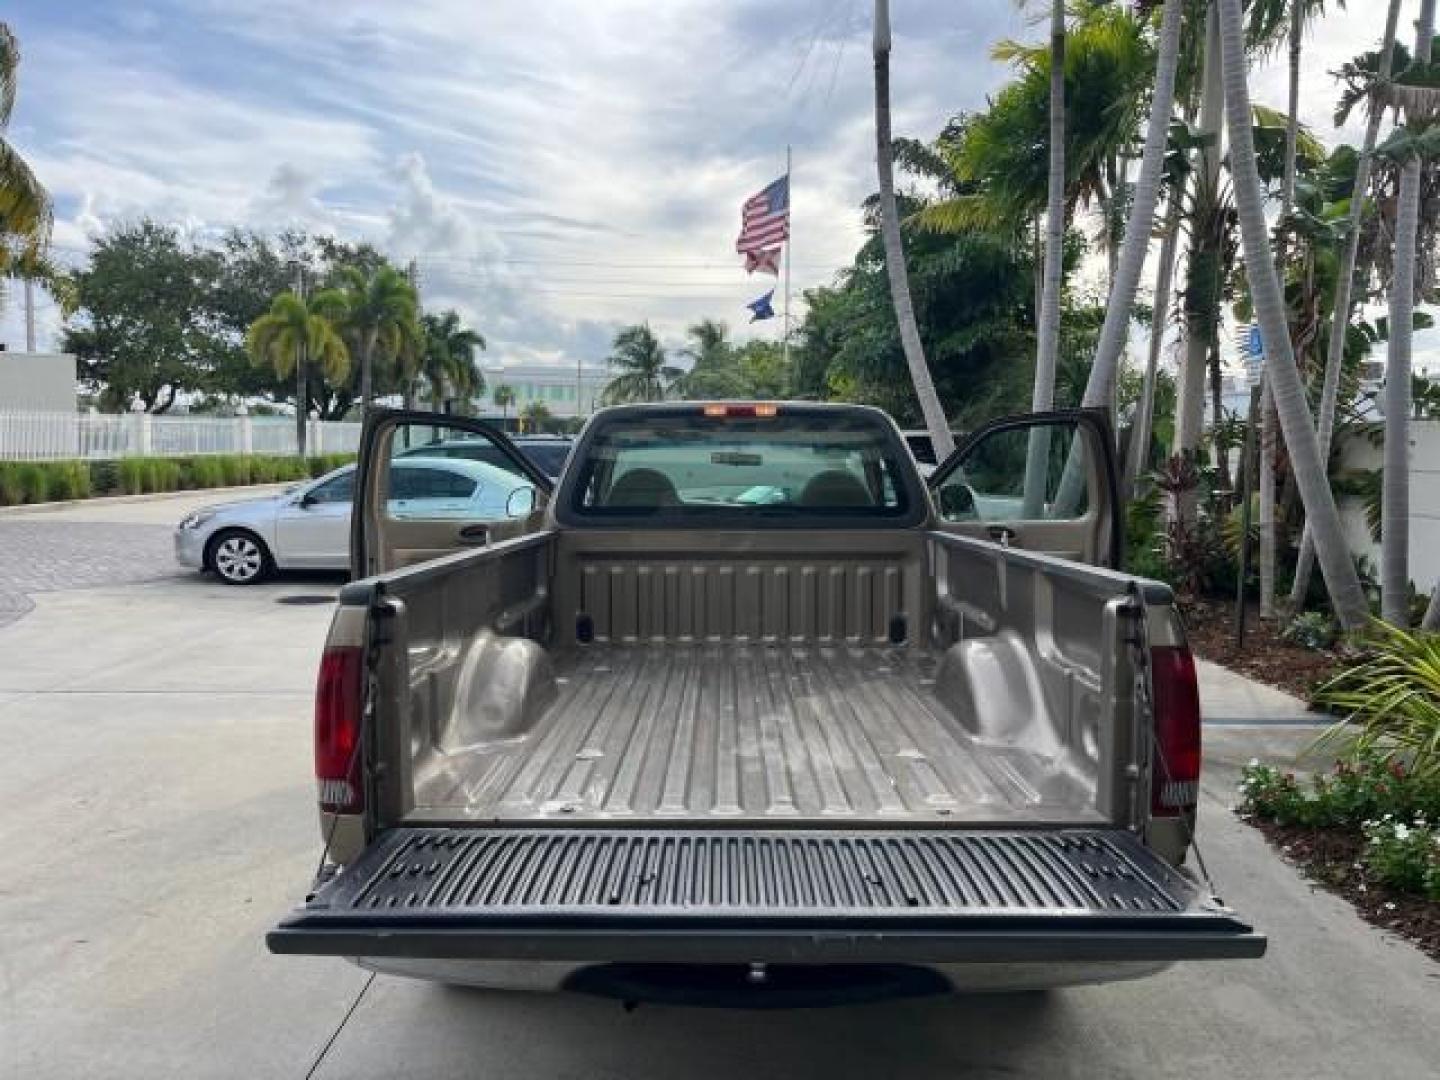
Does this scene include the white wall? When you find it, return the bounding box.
[0,352,75,412]
[1337,420,1440,598]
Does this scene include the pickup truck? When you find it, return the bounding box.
[268,402,1263,1006]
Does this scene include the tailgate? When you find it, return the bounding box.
[268,827,1264,963]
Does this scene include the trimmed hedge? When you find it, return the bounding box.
[0,453,355,507]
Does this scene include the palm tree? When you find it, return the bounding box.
[419,309,485,411]
[520,399,551,434]
[1380,0,1438,625]
[872,0,954,461]
[2,22,55,323]
[1079,0,1184,415]
[602,324,680,404]
[1291,0,1404,609]
[246,291,349,456]
[312,265,420,411]
[492,383,516,421]
[674,318,743,399]
[0,25,49,263]
[1215,0,1369,631]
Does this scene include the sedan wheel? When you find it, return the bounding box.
[211,532,270,585]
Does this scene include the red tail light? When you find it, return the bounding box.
[1150,645,1201,815]
[315,646,365,813]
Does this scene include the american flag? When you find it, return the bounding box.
[735,174,789,254]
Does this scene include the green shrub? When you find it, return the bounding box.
[1363,816,1440,900]
[89,459,121,495]
[16,463,49,503]
[47,461,91,501]
[0,463,24,505]
[0,454,354,505]
[218,455,250,486]
[1315,624,1440,780]
[1239,755,1440,830]
[1281,612,1337,652]
[117,458,146,494]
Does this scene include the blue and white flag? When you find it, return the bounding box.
[747,289,776,322]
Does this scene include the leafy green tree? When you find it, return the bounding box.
[62,221,226,412]
[602,324,680,403]
[245,291,349,455]
[674,319,743,399]
[419,310,486,411]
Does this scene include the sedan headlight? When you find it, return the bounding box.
[179,511,216,530]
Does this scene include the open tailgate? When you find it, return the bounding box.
[269,827,1264,964]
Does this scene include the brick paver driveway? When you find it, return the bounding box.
[0,520,179,626]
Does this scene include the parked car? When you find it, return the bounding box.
[398,433,574,482]
[268,402,1264,1006]
[174,457,536,585]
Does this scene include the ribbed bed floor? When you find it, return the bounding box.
[413,644,1100,824]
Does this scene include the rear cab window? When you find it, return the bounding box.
[557,405,927,528]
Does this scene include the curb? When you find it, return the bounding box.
[0,483,293,517]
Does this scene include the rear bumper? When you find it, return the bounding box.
[351,956,1169,996]
[269,826,1265,968]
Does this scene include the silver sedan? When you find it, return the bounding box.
[174,457,535,584]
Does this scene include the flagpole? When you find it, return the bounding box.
[783,144,792,368]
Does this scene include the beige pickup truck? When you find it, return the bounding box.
[268,402,1263,1006]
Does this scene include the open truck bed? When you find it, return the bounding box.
[270,404,1264,997]
[410,643,1102,824]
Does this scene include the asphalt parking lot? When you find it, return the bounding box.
[1,490,1437,1079]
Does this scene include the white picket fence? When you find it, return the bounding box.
[0,411,362,462]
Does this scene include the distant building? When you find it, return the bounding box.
[475,361,611,420]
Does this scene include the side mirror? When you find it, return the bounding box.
[506,485,536,518]
[938,481,977,521]
[298,491,319,509]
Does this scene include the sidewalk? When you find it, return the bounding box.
[1196,657,1320,726]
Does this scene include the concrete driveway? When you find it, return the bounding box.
[1,491,1436,1079]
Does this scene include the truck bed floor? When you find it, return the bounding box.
[413,644,1101,825]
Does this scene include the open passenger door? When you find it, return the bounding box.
[352,409,554,578]
[929,409,1121,569]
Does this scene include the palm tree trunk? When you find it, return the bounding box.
[1257,0,1305,620]
[1173,2,1224,506]
[873,1,954,461]
[1424,581,1440,631]
[1291,0,1403,609]
[360,331,377,412]
[1381,0,1436,626]
[295,344,307,457]
[1210,337,1230,493]
[1216,0,1370,631]
[1259,376,1277,616]
[1082,0,1183,415]
[1123,202,1182,496]
[1020,0,1067,517]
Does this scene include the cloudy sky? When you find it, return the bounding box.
[0,0,1410,371]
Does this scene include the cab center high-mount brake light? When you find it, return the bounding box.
[701,404,779,418]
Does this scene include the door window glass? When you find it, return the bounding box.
[936,422,1090,522]
[391,466,476,500]
[307,470,354,504]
